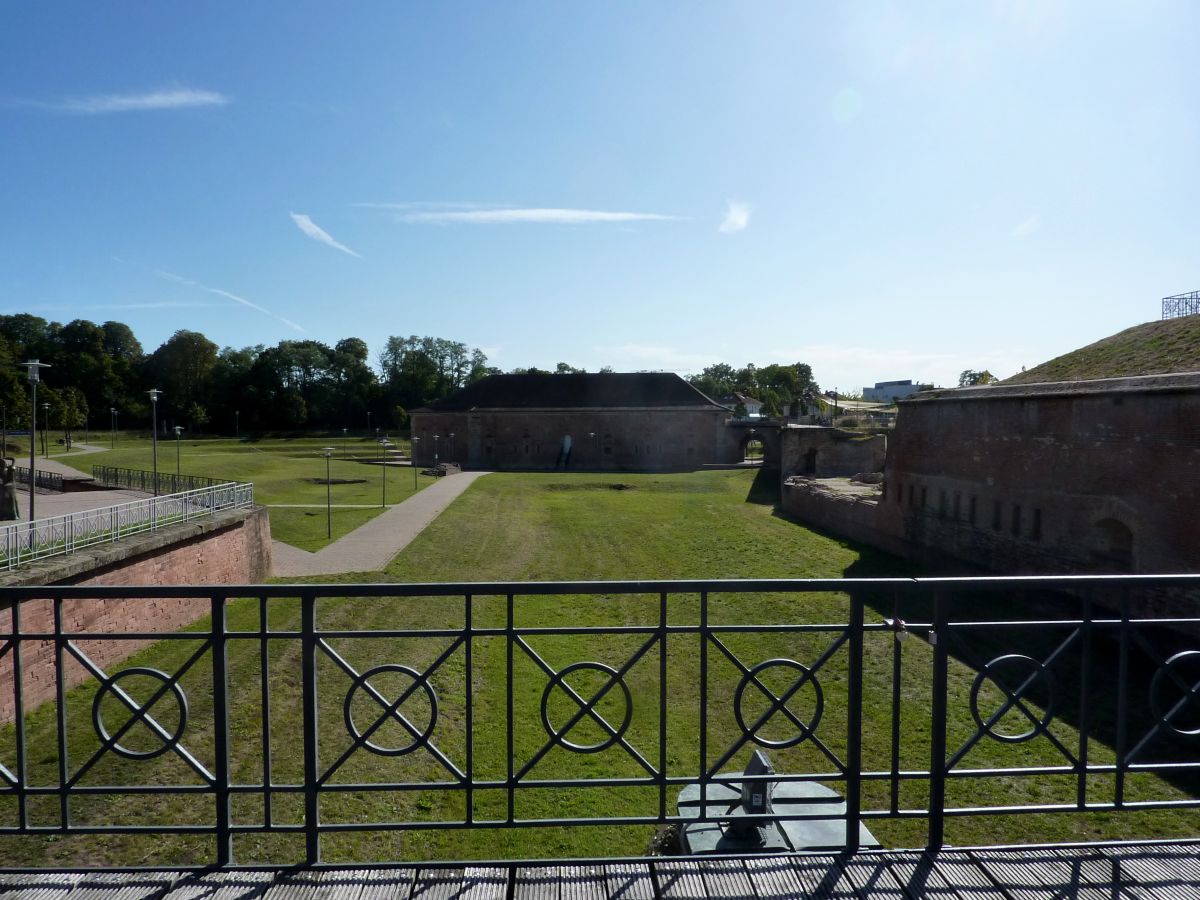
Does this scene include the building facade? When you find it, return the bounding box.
[410,373,736,470]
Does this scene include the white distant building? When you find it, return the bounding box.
[863,379,922,403]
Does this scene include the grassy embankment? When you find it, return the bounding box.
[69,435,431,550]
[0,469,1193,867]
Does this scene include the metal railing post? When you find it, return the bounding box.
[845,591,864,851]
[301,592,320,864]
[928,590,949,850]
[211,595,233,865]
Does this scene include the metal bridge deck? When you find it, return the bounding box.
[3,843,1199,900]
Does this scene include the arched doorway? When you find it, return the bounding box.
[1091,518,1134,572]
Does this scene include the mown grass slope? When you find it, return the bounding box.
[1004,315,1200,384]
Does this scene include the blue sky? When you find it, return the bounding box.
[2,2,1197,391]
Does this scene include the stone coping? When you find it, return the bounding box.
[903,370,1200,404]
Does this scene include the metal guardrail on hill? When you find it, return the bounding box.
[91,465,225,495]
[0,481,254,570]
[12,466,64,492]
[0,574,1195,867]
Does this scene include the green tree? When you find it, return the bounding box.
[958,369,998,387]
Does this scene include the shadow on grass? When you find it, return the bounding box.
[744,466,781,506]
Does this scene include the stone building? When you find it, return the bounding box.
[779,426,886,479]
[410,372,735,470]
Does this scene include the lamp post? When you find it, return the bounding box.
[434,434,440,466]
[322,447,334,539]
[110,408,117,449]
[173,425,183,475]
[381,451,387,508]
[41,403,49,458]
[235,409,239,439]
[148,389,161,496]
[588,431,596,466]
[366,411,371,436]
[342,427,348,460]
[411,436,420,490]
[449,432,455,463]
[20,360,50,521]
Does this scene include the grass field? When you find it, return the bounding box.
[64,434,432,549]
[0,469,1194,867]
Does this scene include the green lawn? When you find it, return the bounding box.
[69,435,432,549]
[0,470,1194,867]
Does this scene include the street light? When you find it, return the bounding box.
[41,403,49,458]
[589,431,596,466]
[411,436,420,490]
[20,360,50,521]
[366,410,371,436]
[173,425,183,475]
[321,447,334,539]
[110,408,117,449]
[343,427,348,460]
[381,451,387,508]
[449,431,455,462]
[148,389,161,496]
[434,434,440,466]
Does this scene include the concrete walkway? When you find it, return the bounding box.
[271,470,490,577]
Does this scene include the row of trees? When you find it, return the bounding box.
[0,314,830,435]
[686,362,821,417]
[0,316,494,434]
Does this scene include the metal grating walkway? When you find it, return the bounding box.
[3,843,1199,900]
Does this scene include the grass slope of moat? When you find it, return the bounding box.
[1004,315,1200,384]
[0,470,1194,866]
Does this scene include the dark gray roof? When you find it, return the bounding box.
[421,373,729,412]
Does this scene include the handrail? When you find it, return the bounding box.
[0,481,254,570]
[91,465,225,495]
[0,574,1195,867]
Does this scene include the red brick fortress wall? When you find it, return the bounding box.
[0,507,271,723]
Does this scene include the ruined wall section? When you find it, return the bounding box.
[875,375,1200,575]
[779,426,887,479]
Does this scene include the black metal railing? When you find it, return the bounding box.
[91,465,224,495]
[0,575,1197,869]
[12,467,64,492]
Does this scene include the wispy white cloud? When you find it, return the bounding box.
[11,87,230,114]
[154,269,304,332]
[1010,214,1040,238]
[370,203,682,225]
[289,212,362,258]
[718,200,751,234]
[27,301,215,312]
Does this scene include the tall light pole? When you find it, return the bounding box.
[322,447,334,539]
[41,403,49,458]
[434,434,440,466]
[20,360,50,521]
[411,436,420,490]
[589,431,596,466]
[342,427,348,460]
[173,425,183,475]
[110,408,117,449]
[366,410,371,436]
[148,389,161,496]
[381,452,387,508]
[449,431,455,462]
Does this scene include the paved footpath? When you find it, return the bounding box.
[271,470,490,577]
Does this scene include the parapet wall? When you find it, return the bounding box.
[0,506,272,723]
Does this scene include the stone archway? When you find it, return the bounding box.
[1091,517,1134,572]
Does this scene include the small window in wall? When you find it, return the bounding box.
[992,501,1002,531]
[907,485,915,508]
[953,491,961,521]
[921,487,928,508]
[938,490,947,519]
[896,482,903,504]
[1011,504,1022,537]
[1032,508,1042,541]
[969,496,977,525]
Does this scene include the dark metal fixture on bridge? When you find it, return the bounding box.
[677,750,880,853]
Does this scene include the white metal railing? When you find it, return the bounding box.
[0,482,254,570]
